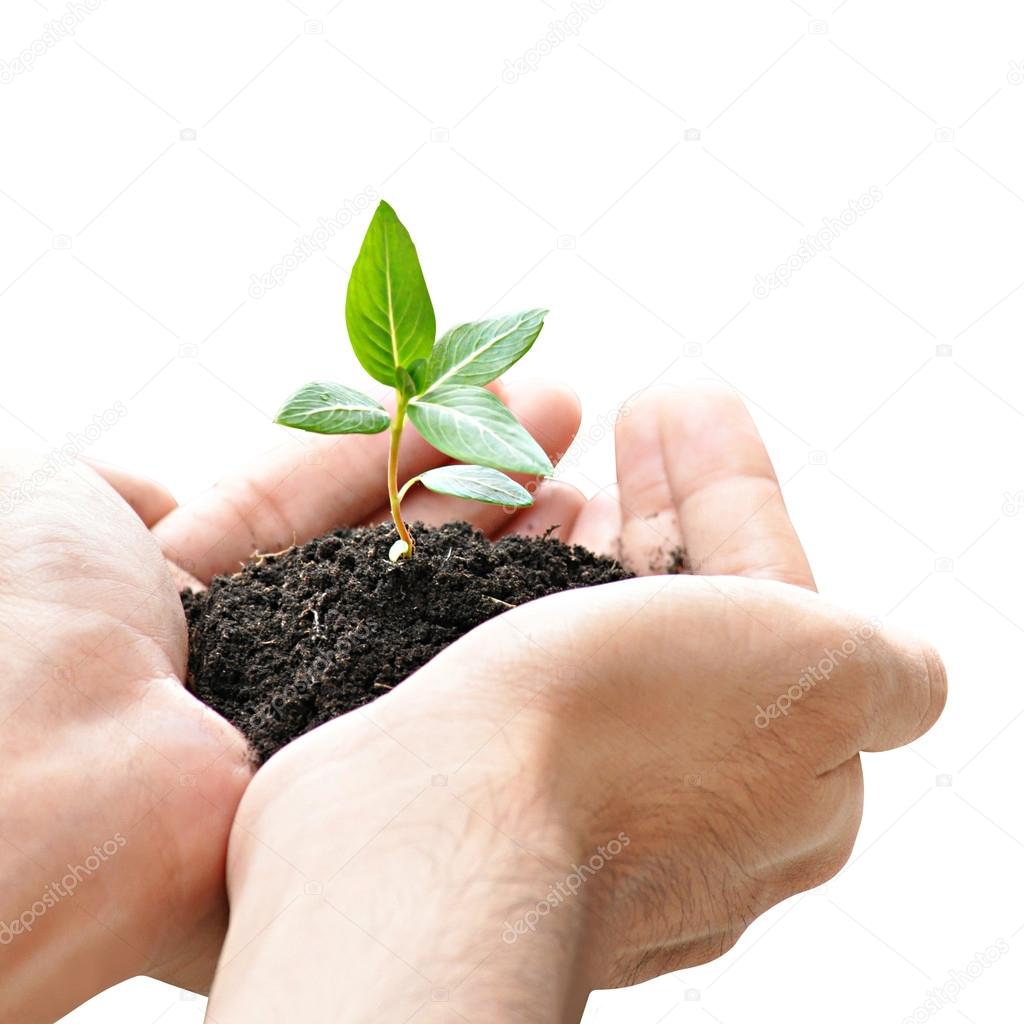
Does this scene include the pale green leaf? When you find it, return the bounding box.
[345,201,435,386]
[408,385,553,476]
[275,381,390,435]
[414,464,533,507]
[426,309,547,390]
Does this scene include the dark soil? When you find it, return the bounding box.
[182,522,633,763]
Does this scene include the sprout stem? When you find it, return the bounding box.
[396,476,420,504]
[388,395,415,558]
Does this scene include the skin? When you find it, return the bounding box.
[0,379,581,1023]
[206,383,946,1022]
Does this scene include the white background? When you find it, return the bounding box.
[0,0,1022,1020]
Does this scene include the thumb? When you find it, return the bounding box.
[854,625,948,754]
[687,577,948,768]
[785,609,947,771]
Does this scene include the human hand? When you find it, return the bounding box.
[0,378,581,1022]
[0,453,249,1024]
[206,384,945,1022]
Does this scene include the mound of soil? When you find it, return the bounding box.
[182,522,633,763]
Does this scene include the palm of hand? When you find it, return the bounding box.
[0,453,249,1022]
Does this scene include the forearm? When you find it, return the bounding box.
[0,742,147,1023]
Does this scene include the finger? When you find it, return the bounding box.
[14,454,200,602]
[568,485,622,559]
[493,480,586,542]
[369,381,582,537]
[744,590,946,767]
[153,398,400,582]
[854,626,948,755]
[0,453,188,676]
[654,382,815,588]
[82,458,177,527]
[614,387,685,575]
[567,574,943,769]
[166,558,205,594]
[151,379,575,583]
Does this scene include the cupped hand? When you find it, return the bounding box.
[206,383,946,1023]
[0,379,582,1022]
[0,453,248,1024]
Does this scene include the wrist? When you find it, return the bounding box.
[211,700,602,1021]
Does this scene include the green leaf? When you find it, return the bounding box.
[415,465,534,507]
[406,357,429,394]
[408,385,554,476]
[345,201,436,387]
[275,381,390,435]
[395,366,418,400]
[426,309,547,390]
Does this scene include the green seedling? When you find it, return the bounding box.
[275,200,553,562]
